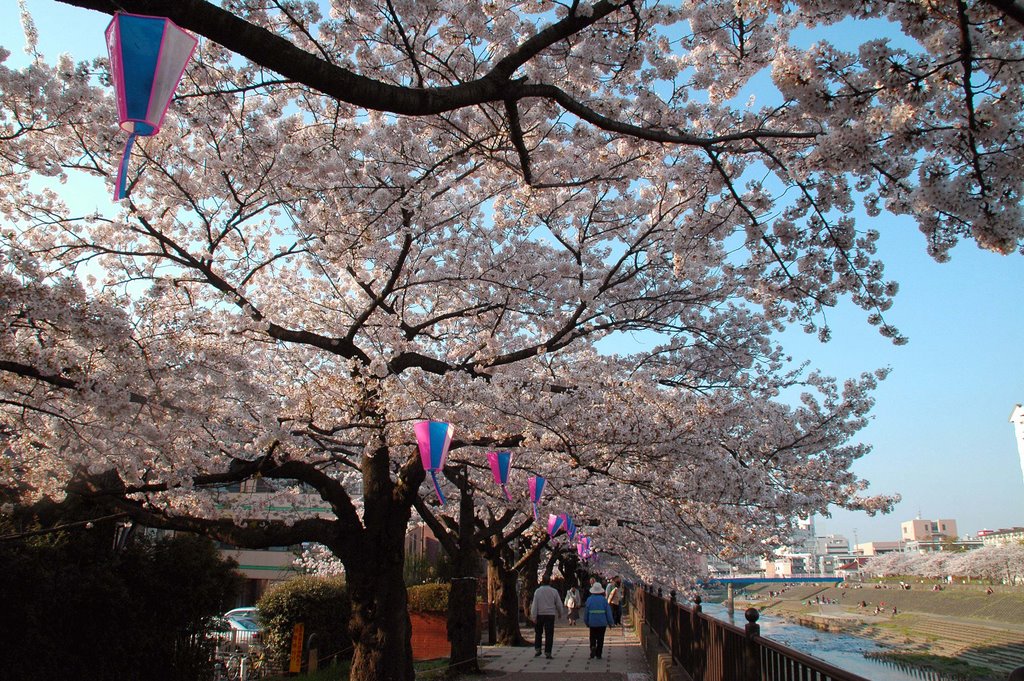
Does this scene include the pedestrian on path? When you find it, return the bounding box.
[607,576,623,625]
[530,576,565,659]
[564,585,582,625]
[584,582,615,660]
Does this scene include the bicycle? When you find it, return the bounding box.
[213,650,250,681]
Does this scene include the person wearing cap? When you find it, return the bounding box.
[583,582,615,660]
[530,576,565,658]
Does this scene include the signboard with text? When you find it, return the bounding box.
[288,622,305,673]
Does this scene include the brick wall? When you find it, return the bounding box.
[410,612,450,661]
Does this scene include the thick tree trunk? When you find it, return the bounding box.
[447,478,480,675]
[520,549,541,625]
[489,560,526,645]
[346,556,414,681]
[447,569,479,674]
[344,389,420,681]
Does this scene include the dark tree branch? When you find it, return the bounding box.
[56,0,818,149]
[0,359,78,390]
[511,532,550,572]
[383,0,426,87]
[65,471,340,548]
[981,0,1024,27]
[504,99,533,185]
[344,228,414,346]
[412,495,458,555]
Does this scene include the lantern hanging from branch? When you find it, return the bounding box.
[414,420,454,505]
[547,513,566,539]
[528,475,545,519]
[486,451,514,501]
[564,515,577,541]
[105,12,197,200]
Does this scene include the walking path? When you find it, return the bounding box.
[471,620,652,680]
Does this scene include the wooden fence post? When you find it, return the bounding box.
[744,607,762,681]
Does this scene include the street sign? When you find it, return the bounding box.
[289,623,305,673]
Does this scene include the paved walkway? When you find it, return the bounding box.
[472,621,652,680]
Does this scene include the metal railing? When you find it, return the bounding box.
[634,585,870,681]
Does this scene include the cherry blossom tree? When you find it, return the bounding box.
[862,550,920,577]
[951,543,1024,584]
[863,544,1024,585]
[6,0,1020,678]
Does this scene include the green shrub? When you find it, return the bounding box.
[257,575,352,671]
[407,583,449,613]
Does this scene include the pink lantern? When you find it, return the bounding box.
[486,451,514,501]
[414,420,454,504]
[547,513,566,538]
[106,13,198,200]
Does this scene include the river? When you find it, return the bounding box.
[699,601,966,681]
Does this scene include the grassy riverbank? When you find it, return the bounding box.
[734,582,1024,678]
[865,651,998,680]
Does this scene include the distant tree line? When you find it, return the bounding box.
[863,544,1024,585]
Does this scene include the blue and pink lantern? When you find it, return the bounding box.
[528,475,545,519]
[564,514,577,541]
[577,536,591,560]
[547,513,566,538]
[414,420,454,505]
[486,451,513,501]
[105,12,198,200]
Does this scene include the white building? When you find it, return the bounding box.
[855,541,902,556]
[214,478,336,604]
[814,535,850,556]
[758,521,855,576]
[980,527,1024,546]
[1011,404,1024,485]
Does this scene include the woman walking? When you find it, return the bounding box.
[583,582,615,660]
[564,585,582,626]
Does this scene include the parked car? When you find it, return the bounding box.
[211,610,262,650]
[224,607,259,622]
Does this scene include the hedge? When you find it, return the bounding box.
[257,575,352,670]
[407,582,450,613]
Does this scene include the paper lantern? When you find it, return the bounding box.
[528,475,545,519]
[106,12,198,199]
[486,451,513,501]
[565,514,577,541]
[414,420,454,504]
[547,513,566,538]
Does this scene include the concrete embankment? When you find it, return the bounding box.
[735,583,1024,676]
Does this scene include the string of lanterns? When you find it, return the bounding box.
[414,420,597,561]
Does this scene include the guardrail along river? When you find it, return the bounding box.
[701,602,969,681]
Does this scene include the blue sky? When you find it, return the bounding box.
[3,1,1023,546]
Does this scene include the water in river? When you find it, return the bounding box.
[700,602,967,681]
